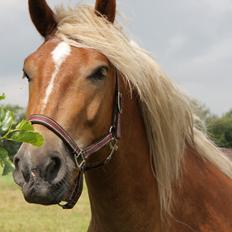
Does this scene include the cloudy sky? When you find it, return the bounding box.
[0,0,231,115]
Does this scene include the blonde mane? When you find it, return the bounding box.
[54,5,232,217]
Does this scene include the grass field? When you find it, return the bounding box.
[0,174,90,232]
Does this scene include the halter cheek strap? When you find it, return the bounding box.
[29,70,122,209]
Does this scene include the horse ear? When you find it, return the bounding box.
[95,0,116,23]
[28,0,57,37]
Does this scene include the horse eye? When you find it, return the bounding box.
[22,70,31,82]
[88,66,108,82]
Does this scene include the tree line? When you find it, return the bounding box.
[192,100,232,148]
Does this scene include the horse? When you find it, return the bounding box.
[13,0,232,231]
[222,148,232,161]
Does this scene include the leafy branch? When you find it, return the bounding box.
[0,94,44,175]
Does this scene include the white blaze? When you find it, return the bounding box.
[42,41,71,112]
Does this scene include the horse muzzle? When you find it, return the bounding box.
[13,145,70,205]
[21,173,67,205]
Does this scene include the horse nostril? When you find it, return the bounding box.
[22,168,31,183]
[13,156,20,170]
[44,157,61,183]
[13,156,30,183]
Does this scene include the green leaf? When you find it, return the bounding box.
[0,93,5,101]
[0,146,8,161]
[2,160,14,176]
[0,108,6,123]
[10,131,44,147]
[1,110,15,132]
[16,120,34,131]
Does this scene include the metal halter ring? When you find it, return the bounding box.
[74,151,86,170]
[103,138,118,165]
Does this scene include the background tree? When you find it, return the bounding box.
[192,99,232,148]
[207,112,232,148]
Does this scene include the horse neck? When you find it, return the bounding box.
[85,85,162,232]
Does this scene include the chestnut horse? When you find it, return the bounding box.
[13,0,232,231]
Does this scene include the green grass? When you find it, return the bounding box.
[0,174,90,232]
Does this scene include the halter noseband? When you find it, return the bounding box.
[29,70,122,209]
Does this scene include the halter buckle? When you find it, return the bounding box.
[74,150,86,170]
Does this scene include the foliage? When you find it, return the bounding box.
[207,113,232,148]
[2,104,25,121]
[225,110,232,117]
[191,100,216,133]
[191,100,214,122]
[0,103,25,162]
[0,94,44,175]
[192,100,232,148]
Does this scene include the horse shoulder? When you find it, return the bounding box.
[171,148,232,232]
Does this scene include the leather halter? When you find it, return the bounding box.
[29,70,122,209]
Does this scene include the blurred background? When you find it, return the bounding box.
[0,0,231,231]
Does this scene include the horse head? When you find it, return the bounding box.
[13,0,118,207]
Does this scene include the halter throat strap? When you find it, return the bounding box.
[28,70,122,209]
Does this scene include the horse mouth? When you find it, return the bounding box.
[22,176,69,206]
